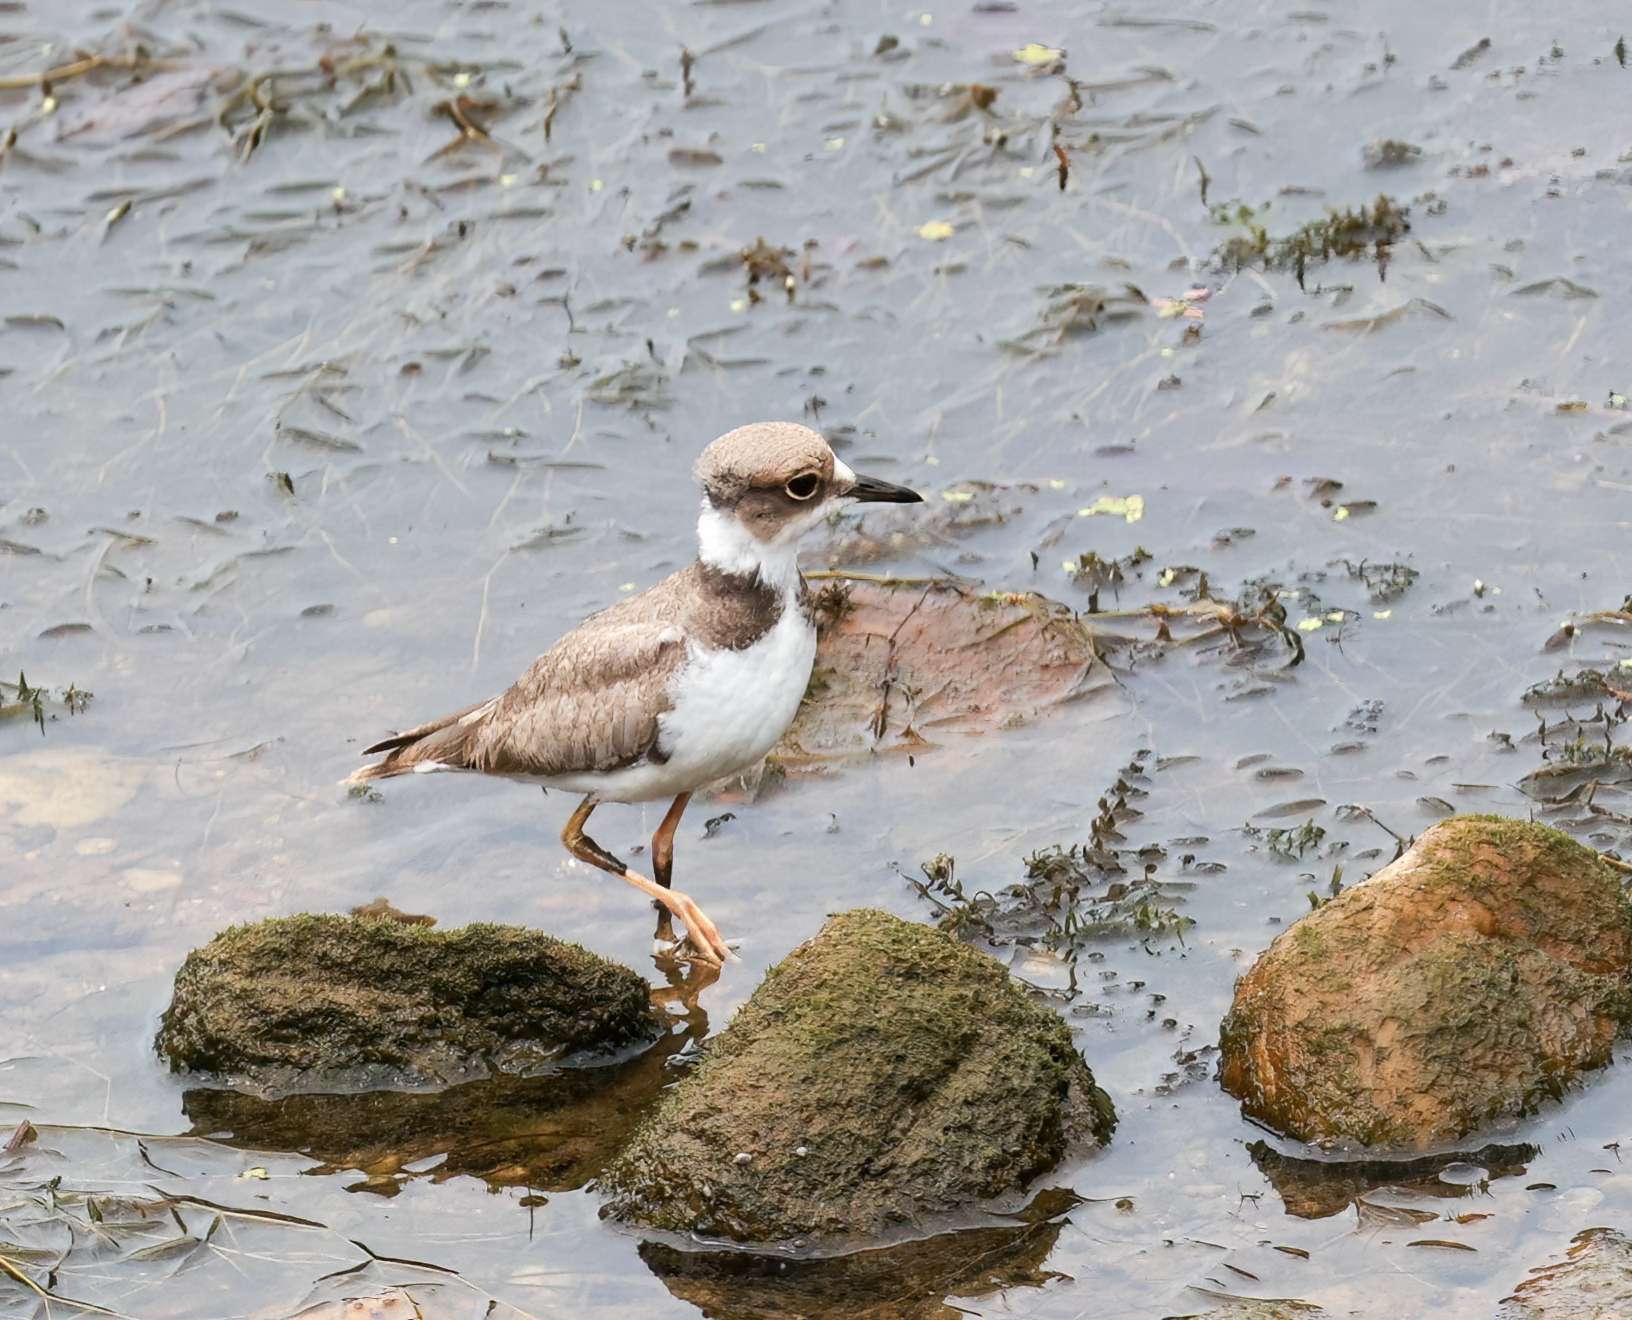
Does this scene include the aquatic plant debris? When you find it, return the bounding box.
[0,1123,536,1319]
[1013,44,1064,65]
[0,673,93,735]
[910,753,1196,981]
[1212,195,1411,287]
[917,220,955,240]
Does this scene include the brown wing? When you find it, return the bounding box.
[351,619,687,783]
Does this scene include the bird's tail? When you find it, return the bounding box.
[347,699,491,784]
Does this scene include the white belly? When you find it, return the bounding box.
[545,604,817,803]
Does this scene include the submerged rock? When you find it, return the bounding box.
[1220,816,1632,1148]
[600,908,1114,1244]
[156,914,660,1093]
[769,581,1101,776]
[1499,1227,1632,1317]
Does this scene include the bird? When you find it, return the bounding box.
[350,422,923,965]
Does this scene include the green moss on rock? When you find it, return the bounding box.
[600,908,1114,1245]
[156,914,660,1093]
[1220,816,1632,1149]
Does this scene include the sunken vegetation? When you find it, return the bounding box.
[599,909,1114,1244]
[1219,816,1632,1148]
[156,914,660,1092]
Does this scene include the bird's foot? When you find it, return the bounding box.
[651,922,726,1008]
[622,869,732,966]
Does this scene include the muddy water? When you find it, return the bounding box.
[3,0,1631,1315]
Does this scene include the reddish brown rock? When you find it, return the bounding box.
[1219,816,1632,1149]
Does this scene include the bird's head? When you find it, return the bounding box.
[694,422,922,561]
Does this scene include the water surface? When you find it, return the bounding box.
[3,0,1631,1314]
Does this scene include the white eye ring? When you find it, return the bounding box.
[784,472,821,501]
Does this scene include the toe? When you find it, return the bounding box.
[672,895,729,964]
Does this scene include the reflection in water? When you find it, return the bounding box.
[183,954,716,1196]
[638,1190,1081,1320]
[1248,1139,1538,1219]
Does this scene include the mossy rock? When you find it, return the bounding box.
[1499,1227,1632,1317]
[156,914,660,1094]
[1219,816,1632,1149]
[599,908,1114,1245]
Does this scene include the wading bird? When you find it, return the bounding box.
[351,422,922,964]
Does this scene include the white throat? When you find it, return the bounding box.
[696,502,804,594]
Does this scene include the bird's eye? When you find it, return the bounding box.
[784,472,821,501]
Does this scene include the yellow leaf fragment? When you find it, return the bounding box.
[1014,43,1064,65]
[917,220,955,241]
[1374,609,1392,620]
[1297,617,1324,632]
[1077,494,1145,523]
[238,1166,269,1180]
[941,490,975,502]
[1332,506,1350,521]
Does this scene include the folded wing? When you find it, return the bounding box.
[351,621,687,782]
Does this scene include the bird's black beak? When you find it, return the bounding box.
[847,472,924,504]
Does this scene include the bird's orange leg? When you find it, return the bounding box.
[651,791,691,889]
[649,790,692,948]
[560,794,728,965]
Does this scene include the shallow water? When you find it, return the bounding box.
[3,0,1631,1315]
